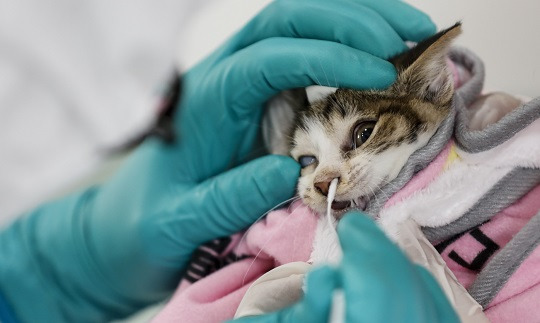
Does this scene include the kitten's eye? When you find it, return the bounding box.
[353,122,376,148]
[298,155,317,168]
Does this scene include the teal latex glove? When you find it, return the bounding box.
[0,0,435,322]
[178,0,435,181]
[233,213,459,323]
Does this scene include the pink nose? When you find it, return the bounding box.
[314,181,331,196]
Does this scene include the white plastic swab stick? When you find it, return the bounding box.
[326,178,339,231]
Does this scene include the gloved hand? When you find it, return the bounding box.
[0,0,435,322]
[177,0,435,180]
[233,213,459,323]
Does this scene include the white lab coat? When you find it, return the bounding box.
[0,0,210,227]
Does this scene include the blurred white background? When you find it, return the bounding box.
[180,0,540,97]
[407,0,539,97]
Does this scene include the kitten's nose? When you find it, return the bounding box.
[314,179,336,196]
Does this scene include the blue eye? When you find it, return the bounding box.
[298,155,317,168]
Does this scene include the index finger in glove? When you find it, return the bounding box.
[232,0,435,59]
[337,213,443,322]
[217,37,396,120]
[415,266,460,323]
[174,155,300,246]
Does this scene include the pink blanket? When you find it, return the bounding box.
[152,202,318,322]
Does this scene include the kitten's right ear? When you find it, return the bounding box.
[391,23,462,105]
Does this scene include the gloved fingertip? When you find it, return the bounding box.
[187,156,300,241]
[409,15,437,42]
[256,155,300,198]
[337,212,390,252]
[270,155,301,183]
[364,59,397,89]
[337,211,377,235]
[284,266,337,322]
[414,266,460,323]
[304,266,338,307]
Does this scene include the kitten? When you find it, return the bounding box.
[263,23,462,217]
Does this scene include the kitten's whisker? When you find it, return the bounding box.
[371,173,404,193]
[375,187,392,204]
[319,63,349,114]
[302,52,351,120]
[301,52,324,88]
[365,183,378,203]
[367,174,404,205]
[331,62,338,88]
[286,196,303,212]
[318,57,331,88]
[235,195,300,261]
[241,199,304,285]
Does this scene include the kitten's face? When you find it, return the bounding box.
[290,90,449,216]
[286,24,462,217]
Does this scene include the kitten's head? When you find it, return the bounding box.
[288,24,461,216]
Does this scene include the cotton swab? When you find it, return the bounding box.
[326,178,339,232]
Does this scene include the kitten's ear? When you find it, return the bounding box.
[262,89,308,155]
[391,23,462,105]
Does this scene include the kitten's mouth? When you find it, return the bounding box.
[330,196,367,212]
[331,200,350,211]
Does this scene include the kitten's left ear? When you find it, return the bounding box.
[391,23,462,105]
[262,89,308,155]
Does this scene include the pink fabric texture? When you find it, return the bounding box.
[152,201,318,323]
[437,184,540,322]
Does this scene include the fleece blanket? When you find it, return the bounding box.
[152,47,540,323]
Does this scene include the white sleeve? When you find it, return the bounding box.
[0,0,210,226]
